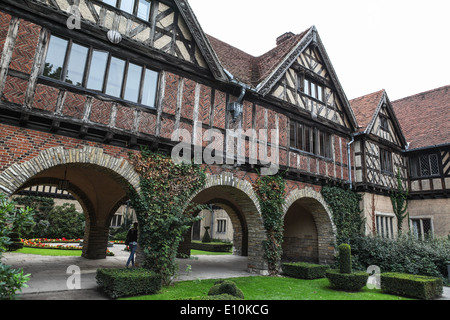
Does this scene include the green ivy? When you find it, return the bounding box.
[253,174,286,275]
[128,148,206,285]
[321,185,364,245]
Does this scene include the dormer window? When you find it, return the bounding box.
[101,0,151,21]
[380,115,389,131]
[301,77,325,103]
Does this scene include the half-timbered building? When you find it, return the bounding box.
[393,86,450,238]
[0,0,448,272]
[351,86,450,239]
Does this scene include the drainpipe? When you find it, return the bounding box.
[347,135,355,189]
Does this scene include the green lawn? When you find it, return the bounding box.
[15,247,82,256]
[122,276,413,301]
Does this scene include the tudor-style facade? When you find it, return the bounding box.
[351,86,450,239]
[0,0,448,267]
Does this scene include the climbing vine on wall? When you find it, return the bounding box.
[321,185,364,245]
[128,148,206,285]
[253,174,286,275]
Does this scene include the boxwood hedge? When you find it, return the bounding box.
[282,262,329,279]
[380,272,443,300]
[96,268,162,299]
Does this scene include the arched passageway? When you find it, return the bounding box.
[282,188,336,264]
[0,146,139,259]
[179,173,268,274]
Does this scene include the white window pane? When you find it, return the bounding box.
[43,36,68,80]
[86,50,108,91]
[65,43,88,86]
[137,0,151,20]
[102,0,116,6]
[120,0,134,14]
[318,85,323,101]
[311,82,316,98]
[106,57,126,97]
[304,79,309,95]
[141,68,158,107]
[124,63,142,103]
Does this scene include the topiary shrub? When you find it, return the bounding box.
[208,280,244,299]
[339,243,352,274]
[326,243,368,292]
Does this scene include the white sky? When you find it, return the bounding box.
[188,0,450,101]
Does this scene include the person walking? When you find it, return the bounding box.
[125,222,138,268]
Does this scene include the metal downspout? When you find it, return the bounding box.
[347,135,355,189]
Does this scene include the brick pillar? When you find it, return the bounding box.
[82,222,109,259]
[177,229,192,257]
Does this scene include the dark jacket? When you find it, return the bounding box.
[125,228,138,245]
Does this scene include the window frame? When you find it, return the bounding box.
[100,0,152,22]
[289,120,332,159]
[41,34,159,109]
[299,75,326,103]
[410,217,434,240]
[376,213,395,239]
[216,219,227,234]
[410,153,440,178]
[380,147,393,175]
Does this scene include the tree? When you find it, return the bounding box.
[0,193,34,299]
[390,169,409,234]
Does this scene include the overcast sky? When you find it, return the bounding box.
[188,0,450,101]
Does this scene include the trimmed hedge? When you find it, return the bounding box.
[326,269,369,292]
[96,268,162,299]
[282,262,329,279]
[380,272,443,300]
[208,280,244,299]
[191,241,232,253]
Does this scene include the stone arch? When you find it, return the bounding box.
[0,146,140,259]
[185,172,268,274]
[0,146,140,196]
[282,187,336,264]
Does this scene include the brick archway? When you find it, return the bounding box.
[0,146,140,259]
[186,172,269,274]
[283,187,336,264]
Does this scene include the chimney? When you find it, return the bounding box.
[276,32,295,46]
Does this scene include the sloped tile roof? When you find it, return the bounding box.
[392,85,450,149]
[206,28,310,88]
[349,90,385,132]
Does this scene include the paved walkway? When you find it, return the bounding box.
[2,244,253,300]
[2,244,449,300]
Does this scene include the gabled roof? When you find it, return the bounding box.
[350,89,407,148]
[174,0,228,81]
[350,90,386,132]
[206,29,311,88]
[392,85,450,150]
[207,26,358,131]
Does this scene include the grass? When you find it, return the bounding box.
[121,276,413,300]
[190,249,231,256]
[14,247,82,256]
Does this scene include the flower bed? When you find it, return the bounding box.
[23,239,82,250]
[26,238,81,244]
[22,239,115,256]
